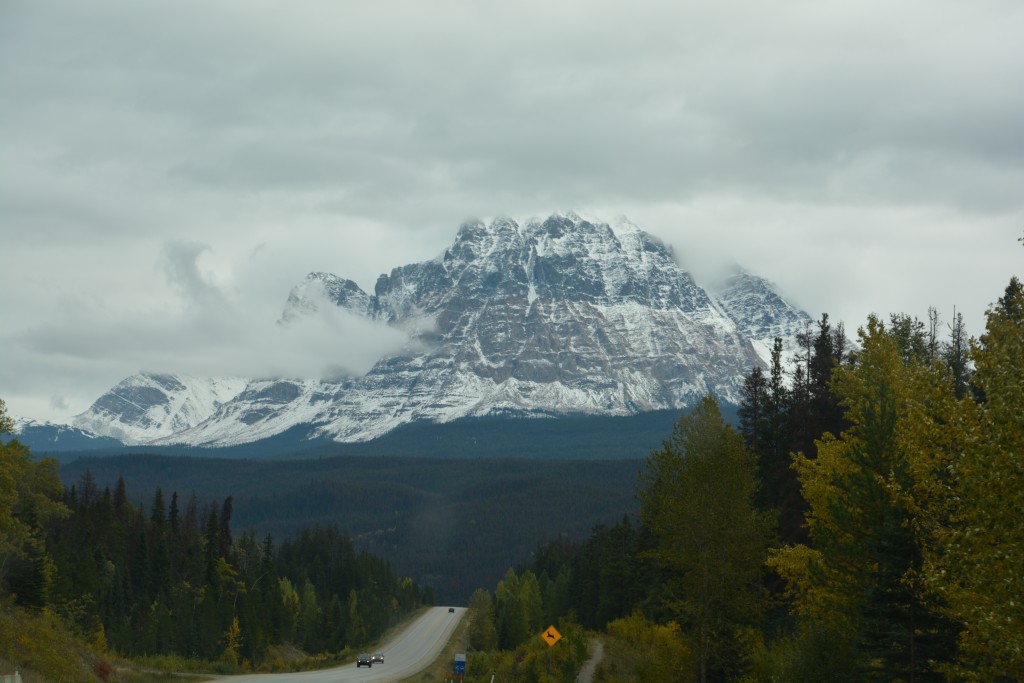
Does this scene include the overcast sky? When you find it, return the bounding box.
[2,0,1022,424]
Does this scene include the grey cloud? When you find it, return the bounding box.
[2,0,1023,422]
[160,241,222,306]
[9,0,1021,217]
[4,244,410,394]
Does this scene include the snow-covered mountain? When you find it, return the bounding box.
[73,374,248,444]
[72,213,812,447]
[9,417,124,452]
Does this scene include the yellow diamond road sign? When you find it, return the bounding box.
[542,625,562,647]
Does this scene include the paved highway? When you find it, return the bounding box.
[214,606,464,683]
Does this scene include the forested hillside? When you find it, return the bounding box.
[462,277,1024,682]
[59,455,643,602]
[0,402,431,676]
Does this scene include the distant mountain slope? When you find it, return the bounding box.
[71,212,811,447]
[711,268,813,361]
[72,373,247,444]
[59,453,644,602]
[47,409,696,463]
[10,419,123,452]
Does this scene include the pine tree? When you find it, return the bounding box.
[638,396,775,683]
[0,412,67,601]
[0,398,13,434]
[148,488,170,597]
[768,316,957,680]
[928,277,1024,680]
[739,365,768,456]
[518,569,544,635]
[494,568,529,649]
[218,496,234,558]
[942,308,971,399]
[113,477,128,520]
[468,588,498,651]
[5,500,53,608]
[740,337,807,543]
[808,314,847,440]
[888,313,930,365]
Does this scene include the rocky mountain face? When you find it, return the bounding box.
[72,213,812,447]
[72,374,249,444]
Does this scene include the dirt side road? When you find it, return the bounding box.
[575,638,604,683]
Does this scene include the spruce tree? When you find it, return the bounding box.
[738,365,768,458]
[769,316,957,681]
[468,588,498,651]
[638,396,774,682]
[0,415,67,604]
[930,277,1024,679]
[942,308,971,399]
[808,314,847,440]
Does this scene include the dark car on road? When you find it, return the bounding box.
[356,653,372,668]
[372,652,384,664]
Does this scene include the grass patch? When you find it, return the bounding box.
[0,598,111,683]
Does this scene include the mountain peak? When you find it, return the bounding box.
[74,214,812,447]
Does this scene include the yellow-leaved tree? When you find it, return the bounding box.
[768,279,1024,681]
[638,395,774,683]
[0,397,68,607]
[925,277,1024,681]
[767,316,960,681]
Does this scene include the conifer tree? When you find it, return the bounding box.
[808,314,847,440]
[218,496,234,558]
[741,337,806,542]
[113,477,128,520]
[765,338,801,529]
[468,588,498,651]
[494,568,529,649]
[888,313,930,365]
[738,365,768,456]
[638,396,774,683]
[518,569,544,635]
[0,398,12,434]
[928,277,1024,680]
[768,316,957,680]
[0,403,67,601]
[942,308,971,399]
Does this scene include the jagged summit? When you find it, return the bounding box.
[285,213,706,320]
[73,213,812,447]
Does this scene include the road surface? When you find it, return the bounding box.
[214,606,463,683]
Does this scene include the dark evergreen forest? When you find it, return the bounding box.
[58,455,643,603]
[5,469,430,667]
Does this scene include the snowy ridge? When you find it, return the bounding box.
[73,213,813,447]
[711,268,813,366]
[73,374,248,445]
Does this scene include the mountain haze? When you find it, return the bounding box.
[68,213,811,448]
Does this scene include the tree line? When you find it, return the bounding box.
[0,418,432,669]
[464,277,1023,682]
